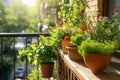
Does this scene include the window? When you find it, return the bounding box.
[109,0,120,19]
[109,0,120,48]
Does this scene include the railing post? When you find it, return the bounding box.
[1,37,4,80]
[25,37,28,80]
[13,37,16,80]
[37,36,39,80]
[25,55,28,79]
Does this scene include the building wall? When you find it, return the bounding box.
[86,0,98,16]
[86,0,109,17]
[86,0,98,24]
[85,0,108,23]
[40,1,60,24]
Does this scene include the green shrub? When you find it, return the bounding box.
[78,40,118,56]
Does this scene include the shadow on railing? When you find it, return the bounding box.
[0,33,49,80]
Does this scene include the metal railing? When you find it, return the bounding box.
[1,33,120,80]
[0,33,49,80]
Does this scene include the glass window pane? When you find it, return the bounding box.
[109,0,120,18]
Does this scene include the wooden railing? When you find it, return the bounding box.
[57,49,120,80]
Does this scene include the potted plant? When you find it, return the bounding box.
[18,36,57,78]
[34,36,57,78]
[78,40,118,73]
[57,0,88,52]
[78,9,120,73]
[36,42,57,78]
[58,0,89,60]
[67,26,87,61]
[54,21,74,52]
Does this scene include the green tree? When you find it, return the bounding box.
[0,0,40,33]
[25,4,40,32]
[0,0,7,32]
[4,0,30,32]
[0,0,59,33]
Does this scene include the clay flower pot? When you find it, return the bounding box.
[62,40,74,52]
[83,54,111,73]
[40,63,54,78]
[67,46,83,61]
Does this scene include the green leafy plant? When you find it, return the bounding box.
[36,43,57,64]
[49,27,61,47]
[88,9,120,42]
[57,0,91,47]
[18,36,57,65]
[70,35,83,46]
[77,8,120,56]
[19,43,37,65]
[49,23,73,48]
[56,22,72,40]
[17,58,26,66]
[18,36,57,79]
[78,40,118,56]
[58,0,88,25]
[0,54,13,80]
[27,69,43,80]
[70,26,88,46]
[48,0,89,48]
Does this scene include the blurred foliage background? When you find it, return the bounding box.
[0,0,58,33]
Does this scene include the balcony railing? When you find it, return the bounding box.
[0,33,49,80]
[0,33,120,80]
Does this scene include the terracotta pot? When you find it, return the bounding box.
[67,46,83,61]
[40,63,54,78]
[83,54,111,73]
[62,40,74,52]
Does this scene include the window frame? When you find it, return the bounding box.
[98,0,109,16]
